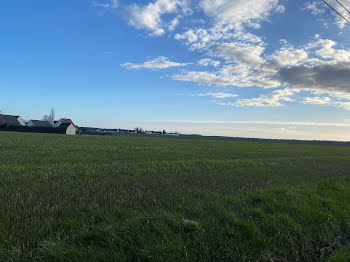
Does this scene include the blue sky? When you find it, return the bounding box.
[1,0,350,140]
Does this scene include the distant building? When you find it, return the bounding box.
[57,123,77,135]
[0,114,26,127]
[166,132,180,136]
[145,130,163,135]
[53,118,78,135]
[27,120,52,128]
[53,118,76,128]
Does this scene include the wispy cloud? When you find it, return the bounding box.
[303,1,325,15]
[303,96,332,105]
[92,0,118,9]
[196,92,238,99]
[121,56,188,69]
[304,0,350,28]
[197,58,221,67]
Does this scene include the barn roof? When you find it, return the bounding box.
[57,118,77,128]
[0,114,22,126]
[29,120,52,127]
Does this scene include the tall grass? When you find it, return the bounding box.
[0,132,350,261]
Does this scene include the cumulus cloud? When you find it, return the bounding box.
[114,1,350,111]
[269,47,308,67]
[174,25,264,51]
[127,0,187,36]
[175,36,350,92]
[212,42,265,66]
[199,0,281,28]
[121,56,188,69]
[174,0,278,50]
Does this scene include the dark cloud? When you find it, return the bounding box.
[276,62,350,92]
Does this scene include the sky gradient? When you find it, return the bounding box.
[1,0,350,140]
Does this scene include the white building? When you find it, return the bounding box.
[57,123,77,135]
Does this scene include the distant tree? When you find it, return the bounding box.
[134,127,144,134]
[48,108,55,125]
[42,108,55,124]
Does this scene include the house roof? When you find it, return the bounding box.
[29,120,52,127]
[57,118,77,128]
[0,114,22,126]
[63,118,73,124]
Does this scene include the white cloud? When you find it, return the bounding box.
[212,42,265,66]
[175,26,263,50]
[168,18,179,31]
[233,88,297,107]
[197,58,221,67]
[127,0,187,36]
[269,47,308,67]
[304,0,350,28]
[314,39,350,61]
[174,37,350,110]
[174,0,277,51]
[92,0,118,8]
[276,5,286,13]
[121,56,188,69]
[116,1,350,111]
[197,92,238,99]
[304,1,325,15]
[199,0,280,29]
[336,101,350,110]
[173,71,241,87]
[303,96,332,104]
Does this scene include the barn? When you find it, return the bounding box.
[27,120,52,127]
[0,114,26,127]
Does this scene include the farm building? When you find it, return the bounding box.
[53,118,75,128]
[0,114,26,127]
[27,120,52,127]
[57,123,77,135]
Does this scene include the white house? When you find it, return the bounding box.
[27,120,52,127]
[53,118,78,135]
[57,123,77,135]
[0,114,26,127]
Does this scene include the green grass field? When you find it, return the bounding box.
[1,131,350,261]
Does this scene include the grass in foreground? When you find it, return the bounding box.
[0,132,350,261]
[328,244,350,262]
